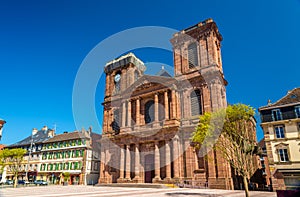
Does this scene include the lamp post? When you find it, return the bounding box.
[0,119,6,141]
[25,130,34,182]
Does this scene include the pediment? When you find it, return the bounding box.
[122,75,177,97]
[274,142,289,149]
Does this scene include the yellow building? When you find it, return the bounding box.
[5,126,54,182]
[259,88,300,190]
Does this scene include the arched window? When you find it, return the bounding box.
[145,100,155,124]
[190,89,202,116]
[112,109,120,134]
[188,43,198,69]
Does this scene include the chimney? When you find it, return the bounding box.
[42,126,48,131]
[48,129,54,138]
[32,128,38,135]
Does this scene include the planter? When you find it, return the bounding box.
[63,181,68,186]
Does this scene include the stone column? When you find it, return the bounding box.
[153,141,161,181]
[119,145,125,180]
[171,90,176,119]
[154,93,159,122]
[122,102,126,128]
[173,137,180,179]
[125,144,131,180]
[98,149,106,183]
[133,144,140,180]
[207,150,216,187]
[127,100,131,127]
[136,98,140,126]
[164,91,169,120]
[164,141,171,180]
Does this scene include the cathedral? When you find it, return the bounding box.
[98,19,234,189]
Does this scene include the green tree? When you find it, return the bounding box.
[0,148,26,188]
[62,171,70,185]
[192,104,257,197]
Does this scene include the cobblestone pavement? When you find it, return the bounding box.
[0,185,277,197]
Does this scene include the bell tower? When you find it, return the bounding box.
[102,53,146,135]
[170,19,232,189]
[171,18,223,78]
[170,18,227,112]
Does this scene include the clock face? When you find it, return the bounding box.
[114,74,121,82]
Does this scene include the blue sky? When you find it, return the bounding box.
[0,0,299,145]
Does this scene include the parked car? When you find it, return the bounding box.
[34,180,48,185]
[18,180,29,185]
[5,180,13,185]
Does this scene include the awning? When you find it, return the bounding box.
[273,168,300,178]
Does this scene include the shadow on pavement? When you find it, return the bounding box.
[165,193,218,196]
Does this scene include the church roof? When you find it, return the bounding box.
[156,66,172,77]
[259,87,300,110]
[44,131,90,143]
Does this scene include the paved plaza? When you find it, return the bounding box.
[0,185,276,197]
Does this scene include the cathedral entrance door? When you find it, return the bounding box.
[144,154,154,183]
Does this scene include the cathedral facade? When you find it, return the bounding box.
[98,19,234,189]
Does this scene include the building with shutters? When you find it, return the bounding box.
[39,128,101,185]
[3,126,101,185]
[259,88,300,190]
[98,19,240,189]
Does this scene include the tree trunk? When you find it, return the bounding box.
[13,174,17,188]
[243,176,250,197]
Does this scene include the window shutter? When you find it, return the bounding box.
[190,90,202,116]
[188,43,198,69]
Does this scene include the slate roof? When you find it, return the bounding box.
[44,131,90,143]
[259,87,300,110]
[9,129,53,147]
[156,68,172,77]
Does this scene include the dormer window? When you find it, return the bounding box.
[272,109,282,121]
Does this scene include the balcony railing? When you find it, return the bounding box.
[261,111,298,123]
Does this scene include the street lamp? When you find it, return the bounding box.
[25,130,35,182]
[0,119,6,141]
